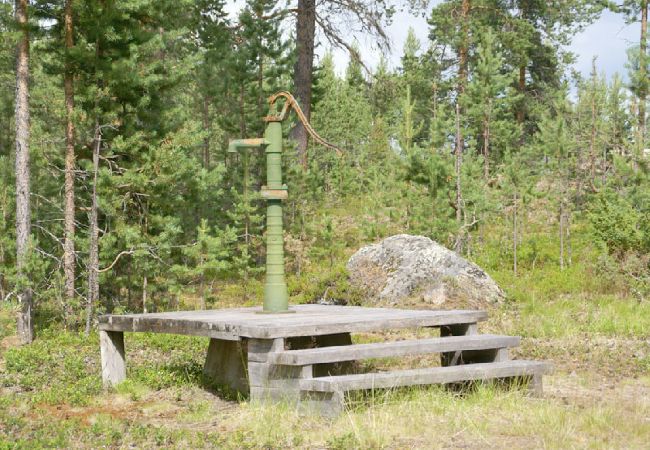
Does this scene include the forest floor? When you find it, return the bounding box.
[1,282,648,449]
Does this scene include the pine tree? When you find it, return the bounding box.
[290,0,392,163]
[466,29,517,180]
[311,53,372,191]
[574,58,608,190]
[400,27,430,144]
[537,90,576,270]
[617,0,648,143]
[62,0,76,310]
[14,0,33,343]
[174,219,235,310]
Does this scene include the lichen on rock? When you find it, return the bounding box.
[347,234,504,309]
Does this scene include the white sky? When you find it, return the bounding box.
[227,2,643,82]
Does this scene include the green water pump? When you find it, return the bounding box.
[228,92,342,313]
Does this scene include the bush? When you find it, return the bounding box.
[588,191,645,256]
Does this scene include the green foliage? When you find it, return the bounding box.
[589,190,645,255]
[172,219,236,308]
[3,331,102,406]
[288,263,365,306]
[0,0,647,343]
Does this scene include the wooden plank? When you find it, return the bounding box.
[100,330,126,388]
[269,335,520,365]
[246,311,488,339]
[248,362,304,387]
[300,360,553,392]
[98,306,488,339]
[247,338,288,391]
[98,316,242,340]
[248,338,284,362]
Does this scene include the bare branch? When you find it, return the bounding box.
[97,249,135,273]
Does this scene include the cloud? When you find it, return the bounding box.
[568,10,639,81]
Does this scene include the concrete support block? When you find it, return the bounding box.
[440,323,478,367]
[300,390,344,417]
[203,338,249,395]
[288,332,354,377]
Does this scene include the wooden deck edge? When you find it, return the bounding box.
[98,318,241,340]
[269,334,521,365]
[299,360,553,392]
[97,309,489,339]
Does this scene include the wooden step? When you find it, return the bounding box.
[300,360,552,393]
[269,334,520,366]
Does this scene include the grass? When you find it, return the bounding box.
[1,372,648,448]
[1,212,649,448]
[1,290,648,448]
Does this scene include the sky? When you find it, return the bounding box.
[226,2,643,82]
[325,7,642,82]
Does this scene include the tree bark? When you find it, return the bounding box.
[454,0,470,253]
[63,0,76,307]
[589,61,597,185]
[291,0,316,169]
[513,191,518,277]
[454,102,463,253]
[86,119,100,336]
[1,186,7,302]
[142,275,147,313]
[199,255,206,310]
[517,65,525,125]
[202,95,210,169]
[639,0,648,142]
[15,0,33,344]
[559,200,565,271]
[483,107,490,180]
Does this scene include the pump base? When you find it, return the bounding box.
[256,309,296,315]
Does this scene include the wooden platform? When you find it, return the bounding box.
[98,304,550,415]
[98,305,488,339]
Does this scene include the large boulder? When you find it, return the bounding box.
[347,234,504,308]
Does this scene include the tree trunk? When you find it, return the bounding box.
[513,191,518,277]
[483,108,490,180]
[63,0,76,308]
[454,0,470,253]
[589,58,597,185]
[199,258,206,310]
[15,0,33,344]
[454,102,463,253]
[202,95,210,169]
[86,119,100,336]
[566,210,572,267]
[291,0,316,169]
[517,65,525,126]
[0,186,7,302]
[239,82,246,137]
[639,0,648,142]
[142,275,148,313]
[559,200,565,271]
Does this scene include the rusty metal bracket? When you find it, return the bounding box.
[264,91,344,156]
[261,185,288,200]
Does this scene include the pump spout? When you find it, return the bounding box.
[227,138,269,153]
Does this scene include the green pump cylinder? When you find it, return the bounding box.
[262,121,289,312]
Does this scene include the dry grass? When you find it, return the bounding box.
[16,373,644,449]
